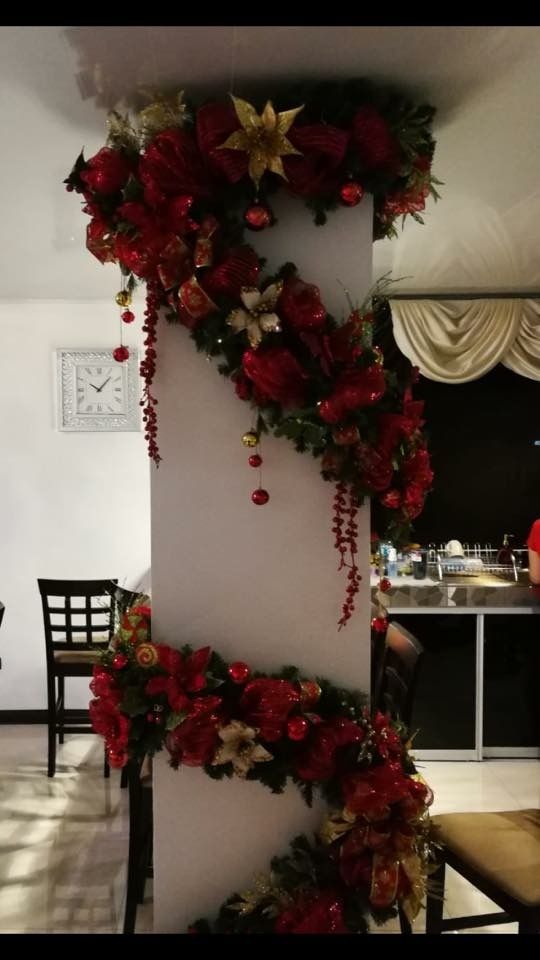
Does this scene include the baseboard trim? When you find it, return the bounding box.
[0,710,48,724]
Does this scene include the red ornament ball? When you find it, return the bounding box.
[112,652,128,670]
[244,204,272,231]
[332,424,360,446]
[371,616,389,634]
[121,309,135,324]
[228,661,251,685]
[107,748,127,769]
[113,345,130,362]
[251,487,270,505]
[340,181,365,207]
[287,716,309,741]
[248,453,262,468]
[380,577,392,593]
[299,680,322,707]
[146,712,155,723]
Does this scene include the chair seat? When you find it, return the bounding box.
[53,648,103,664]
[432,809,540,907]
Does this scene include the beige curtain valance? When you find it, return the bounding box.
[389,298,540,382]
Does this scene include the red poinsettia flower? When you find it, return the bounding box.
[165,696,222,766]
[295,717,365,781]
[275,890,349,934]
[146,645,212,713]
[239,678,300,742]
[80,147,132,195]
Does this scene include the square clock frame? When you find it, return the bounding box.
[57,348,140,432]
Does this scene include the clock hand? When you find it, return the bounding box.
[89,383,100,391]
[96,376,112,392]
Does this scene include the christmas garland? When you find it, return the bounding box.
[90,604,433,934]
[66,81,438,624]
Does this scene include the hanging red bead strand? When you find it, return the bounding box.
[333,482,362,630]
[140,281,162,466]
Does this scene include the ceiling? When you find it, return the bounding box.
[1,25,540,301]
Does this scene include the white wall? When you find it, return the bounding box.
[0,300,151,710]
[152,199,373,931]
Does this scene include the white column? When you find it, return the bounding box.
[152,197,373,932]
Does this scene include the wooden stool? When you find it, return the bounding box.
[426,809,540,934]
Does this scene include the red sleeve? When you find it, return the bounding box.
[527,519,540,552]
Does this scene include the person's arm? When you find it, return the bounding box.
[528,548,540,585]
[526,520,540,585]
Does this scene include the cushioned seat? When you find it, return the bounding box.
[53,646,106,663]
[426,808,540,933]
[432,810,540,907]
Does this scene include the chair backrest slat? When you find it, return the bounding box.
[38,578,119,658]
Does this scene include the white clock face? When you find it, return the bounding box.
[75,364,125,415]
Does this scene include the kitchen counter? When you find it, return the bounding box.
[370,574,540,609]
[371,574,540,762]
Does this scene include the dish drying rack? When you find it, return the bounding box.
[426,544,522,582]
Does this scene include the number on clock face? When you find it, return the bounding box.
[75,365,125,415]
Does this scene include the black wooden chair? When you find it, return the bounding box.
[377,619,424,729]
[426,809,540,934]
[123,756,153,934]
[38,578,118,778]
[370,603,387,710]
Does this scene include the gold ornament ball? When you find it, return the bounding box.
[242,431,259,448]
[115,290,132,307]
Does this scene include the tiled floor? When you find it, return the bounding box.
[0,726,537,934]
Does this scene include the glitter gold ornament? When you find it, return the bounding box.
[135,642,159,668]
[242,430,259,448]
[115,290,132,307]
[218,96,304,188]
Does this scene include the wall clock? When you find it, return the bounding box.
[57,348,140,432]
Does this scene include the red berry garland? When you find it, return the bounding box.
[140,281,162,466]
[333,482,362,630]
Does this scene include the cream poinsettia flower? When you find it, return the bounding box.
[211,720,273,778]
[226,282,283,349]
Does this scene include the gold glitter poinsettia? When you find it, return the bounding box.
[318,807,357,845]
[137,91,188,146]
[211,720,273,778]
[228,872,290,917]
[227,282,283,348]
[218,96,304,187]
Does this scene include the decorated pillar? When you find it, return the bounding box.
[151,197,374,931]
[65,83,438,934]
